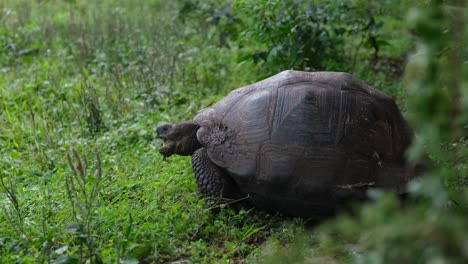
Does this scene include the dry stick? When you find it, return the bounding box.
[206,194,251,211]
[335,182,376,189]
[351,36,365,73]
[170,55,176,90]
[0,173,24,233]
[451,153,468,166]
[65,173,78,220]
[64,177,80,224]
[66,152,83,217]
[87,152,102,239]
[90,152,102,201]
[67,149,103,263]
[2,206,21,236]
[72,148,87,199]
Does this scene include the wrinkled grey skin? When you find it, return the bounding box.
[156,121,200,157]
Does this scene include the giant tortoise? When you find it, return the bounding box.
[156,70,420,218]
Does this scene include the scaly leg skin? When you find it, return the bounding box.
[192,148,245,208]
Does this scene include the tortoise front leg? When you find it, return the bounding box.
[192,148,242,201]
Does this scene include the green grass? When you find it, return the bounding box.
[1,0,466,263]
[0,1,299,262]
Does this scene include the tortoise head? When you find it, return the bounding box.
[156,121,201,158]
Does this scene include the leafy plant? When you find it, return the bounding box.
[178,0,243,47]
[236,0,387,73]
[405,0,468,204]
[0,156,25,238]
[63,148,103,263]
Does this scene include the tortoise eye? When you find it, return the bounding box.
[156,124,171,137]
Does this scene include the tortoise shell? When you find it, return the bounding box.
[193,70,415,214]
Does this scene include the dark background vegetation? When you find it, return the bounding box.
[0,0,466,263]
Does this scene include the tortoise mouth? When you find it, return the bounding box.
[159,140,175,157]
[155,121,201,157]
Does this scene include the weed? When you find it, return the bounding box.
[63,148,103,263]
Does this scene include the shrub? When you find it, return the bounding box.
[235,0,387,73]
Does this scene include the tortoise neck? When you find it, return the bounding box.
[174,122,201,156]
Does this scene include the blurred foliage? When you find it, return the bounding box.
[260,193,468,263]
[259,1,468,263]
[405,0,467,206]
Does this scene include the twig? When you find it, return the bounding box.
[206,194,251,211]
[335,182,375,189]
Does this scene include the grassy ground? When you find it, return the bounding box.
[1,0,466,263]
[0,1,302,262]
